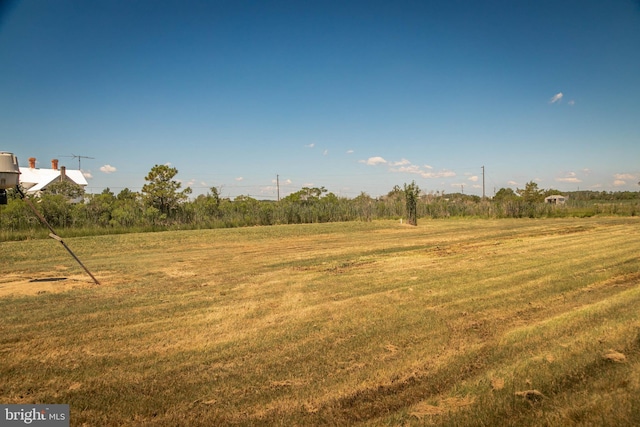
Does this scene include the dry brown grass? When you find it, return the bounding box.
[1,218,639,426]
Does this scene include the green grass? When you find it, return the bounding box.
[1,218,639,426]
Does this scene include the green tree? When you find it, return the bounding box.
[493,187,518,202]
[38,193,73,228]
[518,181,544,203]
[141,165,192,217]
[45,180,85,201]
[404,181,420,226]
[353,191,374,221]
[117,188,139,202]
[282,187,328,204]
[84,188,116,226]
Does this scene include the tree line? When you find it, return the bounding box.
[1,164,639,239]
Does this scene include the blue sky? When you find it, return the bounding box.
[2,0,639,199]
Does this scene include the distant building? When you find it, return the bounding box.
[545,195,567,205]
[19,157,88,195]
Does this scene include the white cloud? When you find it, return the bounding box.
[468,175,479,182]
[305,143,315,148]
[392,164,421,174]
[259,186,275,194]
[100,164,117,174]
[391,164,455,179]
[235,177,243,181]
[507,180,518,186]
[346,149,354,154]
[557,177,581,183]
[433,170,456,178]
[612,173,639,187]
[568,100,575,106]
[582,168,591,175]
[360,156,387,166]
[614,173,636,180]
[83,171,93,179]
[323,149,328,155]
[361,157,455,180]
[549,92,563,103]
[273,177,292,186]
[390,158,411,166]
[556,172,582,183]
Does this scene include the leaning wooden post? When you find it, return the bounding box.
[16,186,100,285]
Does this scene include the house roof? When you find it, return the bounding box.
[19,167,88,193]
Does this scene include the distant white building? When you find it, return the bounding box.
[545,194,567,205]
[19,157,88,195]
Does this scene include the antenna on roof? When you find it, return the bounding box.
[60,154,95,170]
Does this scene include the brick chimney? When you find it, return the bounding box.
[51,159,59,170]
[29,157,36,168]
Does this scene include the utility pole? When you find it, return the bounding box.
[461,184,464,194]
[482,165,486,199]
[276,175,280,202]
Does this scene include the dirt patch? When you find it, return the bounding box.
[0,273,94,297]
[410,396,475,418]
[602,350,626,363]
[491,377,505,391]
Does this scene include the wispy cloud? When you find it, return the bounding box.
[614,173,636,180]
[305,143,315,148]
[360,156,456,179]
[235,177,243,181]
[323,149,328,156]
[360,156,387,166]
[612,173,638,187]
[390,164,455,179]
[390,158,411,167]
[468,175,479,182]
[272,178,292,185]
[549,92,563,104]
[346,149,354,154]
[100,164,117,174]
[82,171,93,179]
[556,172,582,183]
[568,100,575,106]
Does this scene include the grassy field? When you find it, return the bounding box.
[1,217,639,426]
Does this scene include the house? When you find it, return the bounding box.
[19,157,88,195]
[545,194,567,205]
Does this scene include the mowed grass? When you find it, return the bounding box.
[1,217,639,426]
